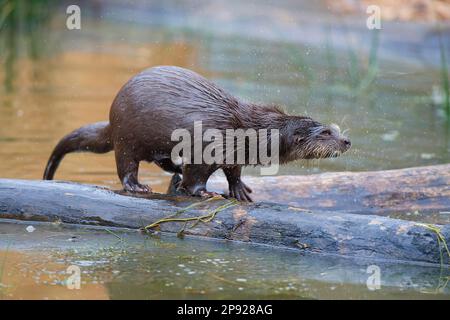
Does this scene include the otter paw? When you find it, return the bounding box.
[229,182,253,202]
[124,183,152,193]
[198,190,222,199]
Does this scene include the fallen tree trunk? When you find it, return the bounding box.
[208,164,450,224]
[0,176,449,265]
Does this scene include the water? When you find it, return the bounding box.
[0,0,449,192]
[1,221,448,299]
[1,0,449,299]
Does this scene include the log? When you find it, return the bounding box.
[208,164,450,225]
[0,166,449,265]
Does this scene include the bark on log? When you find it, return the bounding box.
[208,164,450,224]
[0,166,449,265]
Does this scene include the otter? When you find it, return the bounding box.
[43,66,351,201]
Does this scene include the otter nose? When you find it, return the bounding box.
[343,138,351,147]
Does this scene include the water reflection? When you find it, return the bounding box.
[0,221,448,299]
[0,0,56,92]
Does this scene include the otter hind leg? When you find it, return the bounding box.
[115,150,151,193]
[166,172,182,195]
[223,166,253,202]
[154,158,183,195]
[179,164,219,198]
[155,158,182,174]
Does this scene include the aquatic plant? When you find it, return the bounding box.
[438,30,450,121]
[415,222,450,266]
[357,29,380,92]
[325,27,337,86]
[0,0,55,91]
[104,228,126,242]
[345,29,380,94]
[286,27,380,98]
[144,196,238,232]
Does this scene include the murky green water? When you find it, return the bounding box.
[1,221,448,299]
[1,0,449,299]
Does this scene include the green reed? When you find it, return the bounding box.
[439,31,450,120]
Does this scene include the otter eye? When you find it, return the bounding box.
[321,129,332,136]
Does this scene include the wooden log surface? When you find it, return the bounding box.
[208,164,450,224]
[0,165,449,265]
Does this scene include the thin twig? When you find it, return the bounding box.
[144,197,238,231]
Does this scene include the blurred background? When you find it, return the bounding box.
[1,0,449,192]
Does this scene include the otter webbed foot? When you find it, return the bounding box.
[223,166,253,202]
[124,182,151,193]
[178,185,222,199]
[198,190,221,199]
[178,164,221,199]
[228,180,253,202]
[117,155,151,193]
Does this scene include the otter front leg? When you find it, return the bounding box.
[223,166,252,202]
[179,164,219,198]
[115,150,151,193]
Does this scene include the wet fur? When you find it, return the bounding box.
[43,66,350,201]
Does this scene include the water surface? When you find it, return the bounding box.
[1,221,448,299]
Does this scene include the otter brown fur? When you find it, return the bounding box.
[43,66,351,201]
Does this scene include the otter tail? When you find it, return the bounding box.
[43,121,113,180]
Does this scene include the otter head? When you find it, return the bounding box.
[282,116,351,161]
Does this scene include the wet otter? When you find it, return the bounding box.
[43,66,351,201]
